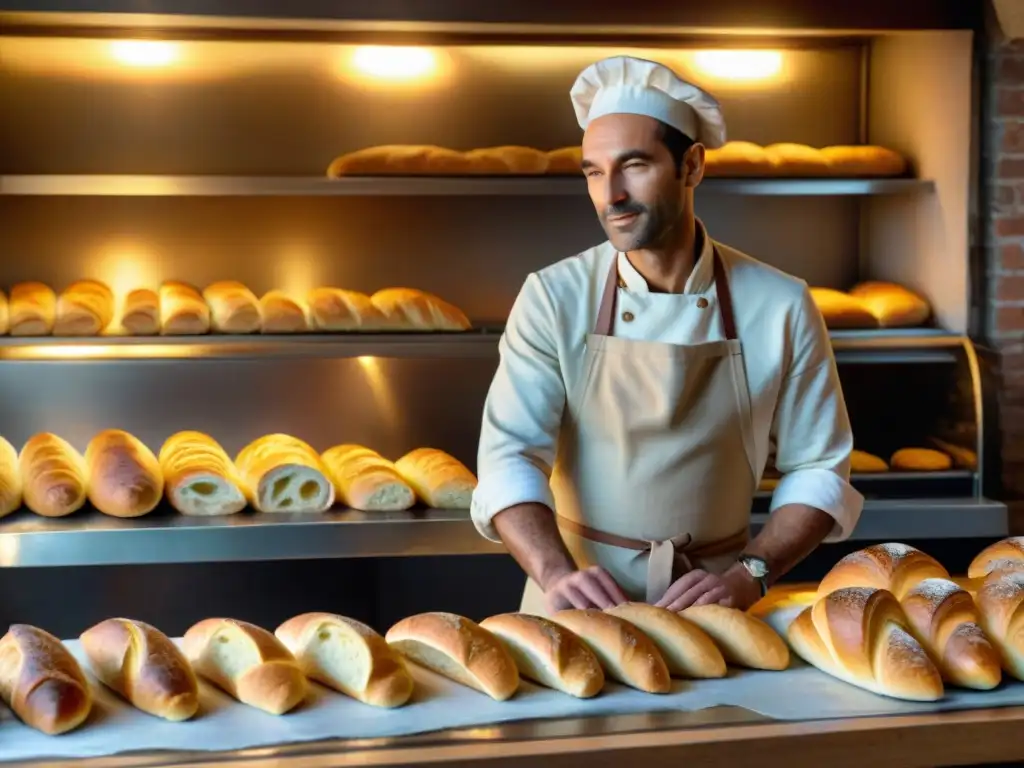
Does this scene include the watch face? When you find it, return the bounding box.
[743,557,768,578]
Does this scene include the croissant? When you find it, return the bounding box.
[968,537,1024,580]
[817,542,949,599]
[976,569,1024,680]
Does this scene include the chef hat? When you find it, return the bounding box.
[570,56,727,149]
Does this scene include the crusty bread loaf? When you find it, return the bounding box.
[370,288,472,331]
[809,288,878,330]
[321,444,415,512]
[821,145,908,177]
[787,587,944,701]
[19,432,89,518]
[327,145,475,177]
[900,578,1001,690]
[703,141,774,177]
[159,431,247,516]
[849,281,931,327]
[260,290,309,334]
[969,537,1024,579]
[120,289,160,335]
[977,569,1024,680]
[183,618,307,715]
[551,609,671,693]
[850,449,889,473]
[80,618,199,721]
[394,447,477,509]
[479,613,605,698]
[465,146,549,175]
[765,143,831,176]
[85,429,164,518]
[546,146,583,175]
[890,448,952,472]
[0,624,93,735]
[0,289,8,335]
[276,612,414,708]
[159,281,210,336]
[9,281,56,336]
[203,280,262,334]
[605,603,727,679]
[817,543,949,600]
[928,437,978,470]
[234,434,334,513]
[54,279,115,336]
[386,612,519,701]
[307,288,394,331]
[680,605,790,670]
[0,435,23,519]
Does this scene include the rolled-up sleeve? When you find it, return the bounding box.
[471,273,566,542]
[769,287,864,541]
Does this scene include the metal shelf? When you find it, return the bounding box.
[0,497,1005,568]
[0,175,935,197]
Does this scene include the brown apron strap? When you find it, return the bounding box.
[593,254,621,337]
[711,247,738,342]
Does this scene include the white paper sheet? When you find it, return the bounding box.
[6,628,1024,763]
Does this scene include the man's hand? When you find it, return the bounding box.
[654,565,761,613]
[544,566,629,613]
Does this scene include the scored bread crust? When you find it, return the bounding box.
[680,605,790,670]
[321,444,415,512]
[394,448,477,509]
[605,603,726,679]
[235,434,335,513]
[159,430,247,516]
[19,432,89,518]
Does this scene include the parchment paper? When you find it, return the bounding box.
[6,625,1024,763]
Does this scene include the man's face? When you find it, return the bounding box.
[581,114,695,252]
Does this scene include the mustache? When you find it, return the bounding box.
[605,202,646,218]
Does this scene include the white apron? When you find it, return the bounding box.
[521,246,758,616]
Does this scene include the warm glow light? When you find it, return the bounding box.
[350,46,437,81]
[110,40,178,68]
[692,50,783,81]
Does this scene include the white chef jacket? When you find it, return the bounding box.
[472,224,864,543]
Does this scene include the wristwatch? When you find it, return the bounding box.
[737,554,770,597]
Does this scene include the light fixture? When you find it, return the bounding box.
[110,40,178,68]
[692,50,783,82]
[350,46,437,81]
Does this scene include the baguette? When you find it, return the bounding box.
[764,143,831,176]
[0,289,8,334]
[159,430,247,516]
[276,613,413,708]
[605,603,727,679]
[850,449,889,473]
[159,281,210,336]
[394,447,477,509]
[234,434,334,513]
[386,612,519,701]
[183,618,307,715]
[121,289,161,335]
[370,288,471,331]
[80,618,199,721]
[680,605,790,670]
[977,570,1024,680]
[0,435,23,518]
[820,145,908,177]
[0,624,93,735]
[85,429,163,518]
[307,288,394,331]
[203,280,262,334]
[321,444,415,512]
[465,146,549,175]
[260,290,309,334]
[551,609,671,693]
[849,281,931,328]
[479,613,605,698]
[817,543,950,600]
[786,587,944,701]
[968,537,1024,579]
[890,448,952,472]
[809,288,878,330]
[327,145,472,177]
[546,146,583,175]
[9,281,56,336]
[54,279,115,336]
[19,432,89,518]
[702,141,774,177]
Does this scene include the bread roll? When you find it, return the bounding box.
[159,281,210,336]
[121,289,160,335]
[203,280,262,334]
[54,279,115,336]
[234,434,334,513]
[479,613,604,698]
[260,290,309,334]
[849,281,931,327]
[466,146,549,175]
[159,431,247,516]
[327,145,473,177]
[680,605,790,670]
[276,612,414,708]
[307,288,394,331]
[821,145,908,177]
[850,449,889,473]
[890,448,952,472]
[928,437,978,470]
[817,543,949,600]
[0,289,8,335]
[80,618,200,721]
[183,618,307,715]
[605,603,726,679]
[85,429,164,518]
[394,448,477,509]
[703,141,774,177]
[787,587,944,701]
[765,143,831,176]
[321,444,415,512]
[969,537,1024,579]
[370,288,472,331]
[809,288,878,329]
[900,578,1001,690]
[546,146,583,175]
[9,281,56,336]
[0,435,23,519]
[19,432,89,518]
[551,609,670,693]
[386,612,519,701]
[977,569,1024,680]
[0,624,92,735]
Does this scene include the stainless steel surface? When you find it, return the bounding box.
[0,175,935,197]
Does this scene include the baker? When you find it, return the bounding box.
[471,55,864,616]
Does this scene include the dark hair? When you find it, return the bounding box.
[656,121,696,178]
